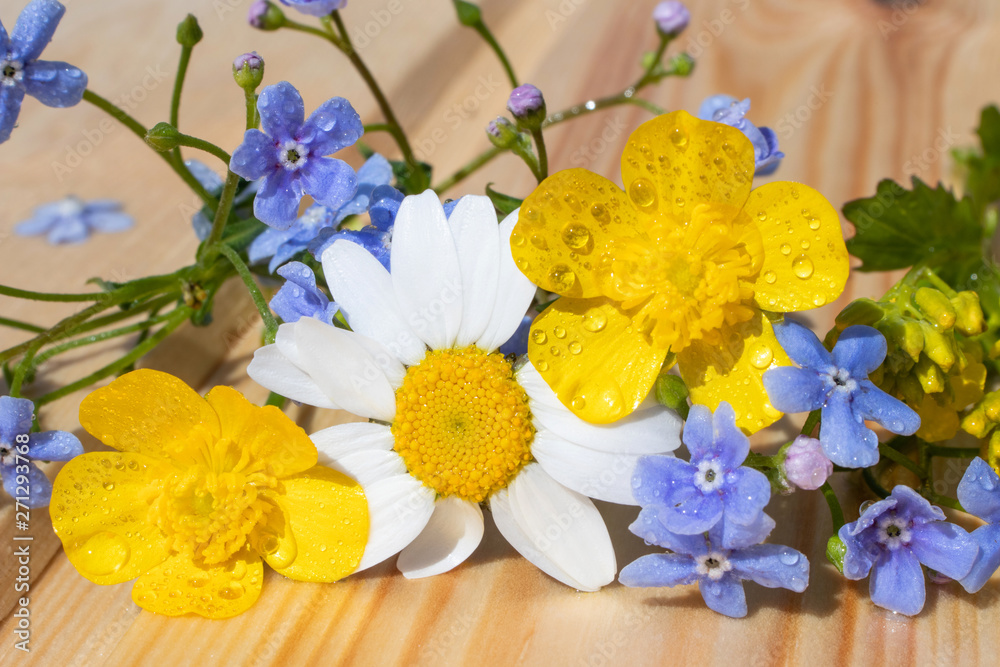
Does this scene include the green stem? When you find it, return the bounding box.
[202,171,242,259]
[635,36,670,89]
[0,317,46,334]
[926,445,982,459]
[82,90,217,210]
[433,146,503,194]
[264,391,288,409]
[473,23,517,88]
[544,91,666,126]
[800,409,821,437]
[175,133,231,165]
[530,128,548,182]
[0,284,107,302]
[31,311,179,367]
[244,89,259,130]
[819,481,846,531]
[170,44,193,164]
[34,308,192,407]
[862,467,891,499]
[8,347,37,397]
[925,490,965,513]
[282,17,332,40]
[878,443,927,480]
[218,245,278,345]
[363,123,394,135]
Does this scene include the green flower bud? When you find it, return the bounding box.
[233,52,265,91]
[486,117,519,149]
[826,535,846,574]
[879,316,923,363]
[248,1,286,31]
[145,122,182,152]
[918,321,956,373]
[896,373,924,408]
[667,52,695,77]
[453,0,482,26]
[654,373,690,419]
[835,298,885,330]
[913,287,957,330]
[176,14,203,48]
[951,291,986,336]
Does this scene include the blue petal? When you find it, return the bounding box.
[753,127,784,176]
[833,325,887,377]
[719,512,776,549]
[699,575,748,618]
[230,129,279,182]
[819,390,879,468]
[369,185,404,231]
[730,544,810,592]
[335,153,393,221]
[47,217,89,244]
[958,457,1000,523]
[84,211,132,233]
[711,401,750,469]
[0,396,34,443]
[270,261,336,325]
[280,0,348,19]
[299,96,363,156]
[838,521,880,580]
[909,520,977,580]
[619,553,700,588]
[631,455,696,507]
[889,484,945,523]
[722,467,771,526]
[681,403,714,459]
[185,159,224,191]
[772,319,833,370]
[0,83,25,144]
[696,94,739,121]
[960,524,1000,593]
[847,495,899,536]
[498,315,532,357]
[257,81,304,142]
[253,170,303,229]
[2,461,52,509]
[762,366,828,414]
[658,490,725,535]
[869,549,926,616]
[1,16,9,54]
[23,60,87,107]
[10,0,64,62]
[267,239,310,274]
[300,157,357,211]
[248,227,296,265]
[853,380,920,436]
[628,508,708,555]
[27,429,82,461]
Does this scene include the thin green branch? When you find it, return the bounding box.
[202,171,242,259]
[175,133,231,165]
[218,244,278,345]
[0,284,107,302]
[926,445,982,459]
[800,409,821,437]
[862,467,891,499]
[878,443,927,480]
[32,311,179,367]
[433,146,503,194]
[0,317,46,334]
[531,128,548,183]
[473,23,517,88]
[819,481,846,531]
[170,44,193,164]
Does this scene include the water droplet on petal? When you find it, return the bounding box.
[568,341,582,355]
[532,330,547,345]
[553,326,567,339]
[628,178,657,210]
[779,551,800,566]
[103,482,115,491]
[670,128,688,148]
[792,255,814,279]
[582,308,608,333]
[77,532,131,577]
[780,243,792,256]
[750,344,774,369]
[511,232,526,247]
[219,583,244,600]
[548,264,577,292]
[571,397,586,411]
[561,223,592,251]
[763,271,777,284]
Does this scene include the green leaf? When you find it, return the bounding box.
[977,105,1000,156]
[485,183,523,216]
[390,159,432,195]
[843,177,980,272]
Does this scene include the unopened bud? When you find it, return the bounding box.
[233,52,265,91]
[667,52,695,77]
[248,1,286,30]
[453,0,482,26]
[782,436,833,491]
[914,287,957,330]
[486,116,519,149]
[176,14,203,47]
[145,122,182,152]
[507,84,546,131]
[879,316,923,363]
[652,1,691,37]
[896,374,924,408]
[919,321,956,372]
[914,355,946,394]
[826,535,846,574]
[654,373,690,419]
[951,291,986,336]
[836,298,885,330]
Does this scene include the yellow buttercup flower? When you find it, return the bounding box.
[512,110,848,431]
[50,369,368,619]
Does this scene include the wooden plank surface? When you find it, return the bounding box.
[1,0,998,664]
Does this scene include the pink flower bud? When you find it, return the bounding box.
[783,436,833,491]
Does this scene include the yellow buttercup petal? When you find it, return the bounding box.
[51,452,170,585]
[79,368,219,461]
[678,312,790,433]
[204,385,317,478]
[529,297,667,424]
[130,546,263,619]
[620,110,754,225]
[513,169,644,298]
[260,465,368,582]
[748,182,849,312]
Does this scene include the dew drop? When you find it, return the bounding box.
[553,326,567,339]
[669,128,688,148]
[536,361,549,372]
[103,482,115,491]
[628,178,657,210]
[763,270,777,284]
[511,232,526,247]
[561,223,592,251]
[100,458,112,469]
[219,583,244,600]
[77,532,131,577]
[808,217,821,230]
[590,203,609,223]
[582,308,608,333]
[114,460,125,471]
[550,346,561,357]
[188,577,207,589]
[523,208,540,222]
[571,397,586,411]
[756,211,767,222]
[800,239,810,250]
[713,157,725,170]
[792,255,814,279]
[532,330,547,345]
[530,234,548,250]
[127,460,139,471]
[225,559,248,580]
[548,264,577,292]
[750,344,774,370]
[563,193,581,212]
[780,243,792,256]
[568,341,582,355]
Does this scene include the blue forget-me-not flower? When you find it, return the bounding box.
[268,261,339,325]
[15,196,132,244]
[1,0,87,144]
[956,457,1000,593]
[697,95,783,176]
[763,320,920,468]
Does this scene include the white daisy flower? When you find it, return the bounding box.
[247,190,682,591]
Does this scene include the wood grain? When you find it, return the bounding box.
[1,0,998,664]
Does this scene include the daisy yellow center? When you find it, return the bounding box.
[596,203,761,352]
[148,437,277,565]
[391,347,535,503]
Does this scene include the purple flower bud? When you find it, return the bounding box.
[233,52,265,90]
[249,1,285,30]
[652,1,690,37]
[507,84,546,120]
[783,436,833,491]
[486,116,518,148]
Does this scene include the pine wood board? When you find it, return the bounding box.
[1,0,998,664]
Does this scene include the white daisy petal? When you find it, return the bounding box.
[312,421,394,461]
[531,430,641,505]
[356,474,436,572]
[275,322,307,368]
[516,361,682,454]
[494,463,616,591]
[477,209,536,352]
[330,449,408,487]
[391,190,463,349]
[396,497,485,579]
[449,196,500,347]
[247,345,340,410]
[294,317,398,421]
[322,239,427,366]
[490,484,588,590]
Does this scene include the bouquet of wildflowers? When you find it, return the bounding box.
[3,0,1000,627]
